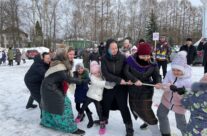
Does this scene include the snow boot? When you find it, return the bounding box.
[86,112,94,128]
[71,129,85,136]
[148,124,161,136]
[75,113,85,123]
[99,121,106,135]
[26,104,37,109]
[140,123,148,130]
[125,123,134,136]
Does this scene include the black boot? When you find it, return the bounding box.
[162,134,171,136]
[125,123,134,136]
[140,123,148,130]
[26,104,37,109]
[71,128,85,135]
[86,112,94,128]
[26,96,37,109]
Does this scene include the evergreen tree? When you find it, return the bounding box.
[145,11,158,42]
[33,21,43,47]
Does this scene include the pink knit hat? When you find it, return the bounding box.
[90,61,101,74]
[171,51,187,73]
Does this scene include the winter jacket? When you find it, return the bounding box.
[125,54,161,96]
[101,52,126,84]
[101,46,128,111]
[156,43,171,61]
[197,41,207,66]
[7,49,14,60]
[180,45,197,65]
[161,66,192,114]
[74,70,90,103]
[24,55,49,94]
[41,62,82,115]
[87,74,114,101]
[15,50,21,63]
[181,82,207,136]
[2,51,6,62]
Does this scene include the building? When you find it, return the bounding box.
[0,27,28,48]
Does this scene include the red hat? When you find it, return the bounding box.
[137,43,151,55]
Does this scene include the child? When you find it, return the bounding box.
[157,51,192,136]
[76,61,115,134]
[181,74,207,136]
[73,63,92,127]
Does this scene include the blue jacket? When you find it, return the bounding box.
[73,70,90,103]
[181,82,207,136]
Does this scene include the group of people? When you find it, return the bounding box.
[0,47,27,66]
[23,37,207,136]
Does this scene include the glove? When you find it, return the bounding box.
[170,85,186,95]
[176,87,186,95]
[170,85,178,92]
[105,81,116,87]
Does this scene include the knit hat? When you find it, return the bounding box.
[90,61,100,74]
[75,63,84,71]
[137,43,151,55]
[171,51,187,73]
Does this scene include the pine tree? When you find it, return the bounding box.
[33,21,43,47]
[145,11,158,42]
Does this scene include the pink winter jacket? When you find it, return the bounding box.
[161,66,192,114]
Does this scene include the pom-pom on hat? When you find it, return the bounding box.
[137,43,151,55]
[171,51,187,73]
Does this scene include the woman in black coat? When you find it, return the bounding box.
[124,43,162,136]
[101,39,134,136]
[198,38,207,73]
[24,53,50,108]
[40,48,85,135]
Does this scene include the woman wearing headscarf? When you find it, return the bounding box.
[40,48,85,135]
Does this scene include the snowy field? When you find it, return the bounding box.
[0,60,204,136]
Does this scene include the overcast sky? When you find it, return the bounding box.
[190,0,202,6]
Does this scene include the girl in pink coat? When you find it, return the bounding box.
[157,51,192,136]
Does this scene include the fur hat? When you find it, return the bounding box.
[137,43,151,55]
[75,63,84,71]
[90,61,100,74]
[171,51,187,73]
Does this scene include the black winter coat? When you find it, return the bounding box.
[124,54,161,98]
[101,52,126,84]
[197,41,207,66]
[101,51,128,110]
[180,45,197,65]
[41,63,82,115]
[24,55,49,94]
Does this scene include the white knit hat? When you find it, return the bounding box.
[171,51,187,73]
[90,61,100,74]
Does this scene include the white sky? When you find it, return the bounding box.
[190,0,202,6]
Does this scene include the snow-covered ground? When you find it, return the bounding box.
[0,60,204,136]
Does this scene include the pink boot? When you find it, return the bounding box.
[75,113,84,123]
[99,121,106,135]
